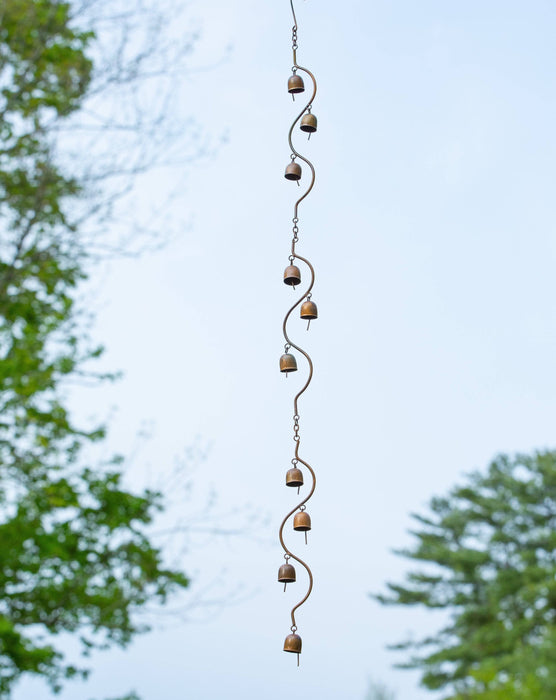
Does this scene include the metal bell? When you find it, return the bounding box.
[283,633,302,665]
[300,299,318,329]
[278,563,296,591]
[300,112,317,137]
[283,264,301,286]
[284,632,302,653]
[286,467,304,491]
[294,509,311,544]
[288,73,305,96]
[293,510,311,531]
[280,353,297,374]
[285,161,302,181]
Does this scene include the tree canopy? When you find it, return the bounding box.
[376,451,556,699]
[0,1,189,696]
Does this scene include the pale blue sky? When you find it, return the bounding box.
[14,1,556,698]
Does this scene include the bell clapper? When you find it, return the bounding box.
[304,531,308,545]
[306,319,311,331]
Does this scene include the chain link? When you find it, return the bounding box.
[293,414,300,442]
[292,216,299,245]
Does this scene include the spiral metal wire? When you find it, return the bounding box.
[279,0,318,657]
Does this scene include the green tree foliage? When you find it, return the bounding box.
[375,451,556,699]
[0,1,188,695]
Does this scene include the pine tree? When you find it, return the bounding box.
[375,451,556,699]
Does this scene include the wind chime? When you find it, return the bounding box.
[278,0,318,667]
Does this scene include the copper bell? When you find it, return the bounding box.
[284,632,302,652]
[300,299,318,330]
[294,509,312,544]
[283,633,302,665]
[280,353,297,374]
[278,563,296,591]
[283,264,301,287]
[300,112,317,138]
[286,467,304,494]
[288,73,305,97]
[285,160,302,182]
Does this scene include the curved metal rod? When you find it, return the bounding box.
[278,454,316,629]
[288,65,317,221]
[282,254,314,416]
[290,0,298,31]
[279,253,315,630]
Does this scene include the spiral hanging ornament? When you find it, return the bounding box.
[277,0,319,667]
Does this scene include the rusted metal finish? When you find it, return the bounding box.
[288,73,305,94]
[283,264,301,286]
[278,563,297,583]
[293,510,311,531]
[285,160,302,181]
[283,633,302,653]
[280,353,298,373]
[283,632,302,665]
[286,466,304,487]
[300,112,317,133]
[300,299,317,320]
